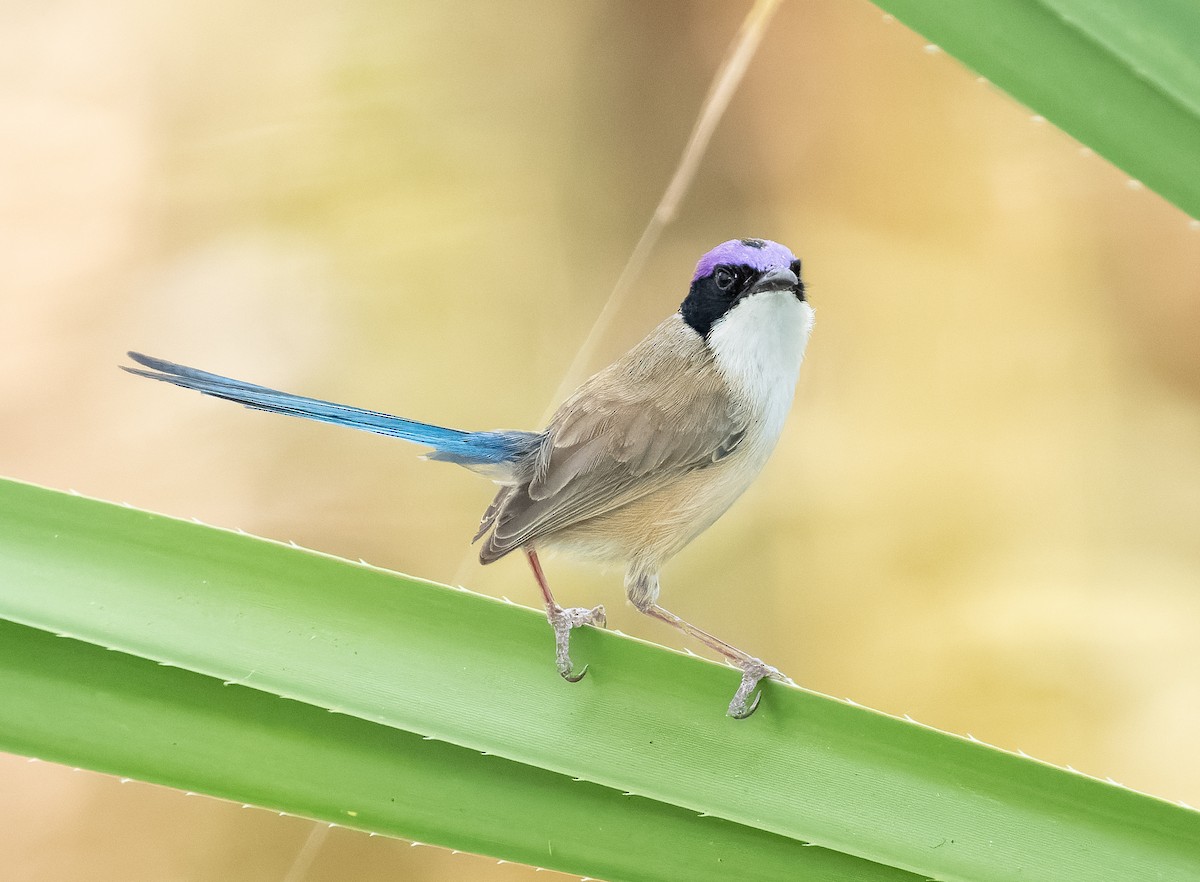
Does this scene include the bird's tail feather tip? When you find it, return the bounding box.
[123,352,193,382]
[126,351,167,371]
[120,352,542,472]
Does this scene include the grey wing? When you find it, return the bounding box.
[477,331,746,562]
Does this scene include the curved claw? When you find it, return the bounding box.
[549,604,605,685]
[727,658,782,719]
[559,662,589,683]
[728,688,762,720]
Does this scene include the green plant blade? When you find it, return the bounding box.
[0,619,902,882]
[875,0,1200,219]
[1,477,1198,881]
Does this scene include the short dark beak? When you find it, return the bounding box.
[748,266,800,296]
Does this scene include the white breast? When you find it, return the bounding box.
[536,298,813,571]
[708,291,814,455]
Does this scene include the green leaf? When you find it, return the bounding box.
[2,477,1198,881]
[875,0,1200,219]
[0,619,893,882]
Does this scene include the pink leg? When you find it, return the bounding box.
[625,571,790,719]
[525,548,606,682]
[641,604,791,719]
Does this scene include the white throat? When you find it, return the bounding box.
[708,291,814,441]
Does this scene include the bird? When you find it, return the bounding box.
[123,237,814,718]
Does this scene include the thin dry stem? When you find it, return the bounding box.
[539,0,783,421]
[451,0,782,590]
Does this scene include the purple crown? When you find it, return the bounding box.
[692,238,796,282]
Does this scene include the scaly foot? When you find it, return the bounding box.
[547,604,606,682]
[727,657,792,719]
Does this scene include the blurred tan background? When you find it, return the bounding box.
[2,0,1199,879]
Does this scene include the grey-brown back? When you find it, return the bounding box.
[475,315,747,563]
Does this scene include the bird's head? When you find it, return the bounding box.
[680,238,807,340]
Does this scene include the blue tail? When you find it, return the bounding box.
[123,352,540,469]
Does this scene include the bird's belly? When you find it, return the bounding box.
[542,443,774,568]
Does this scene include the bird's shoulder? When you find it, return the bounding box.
[476,315,748,560]
[533,314,746,494]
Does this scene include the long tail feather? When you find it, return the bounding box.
[123,352,538,469]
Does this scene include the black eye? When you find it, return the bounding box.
[714,267,735,291]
